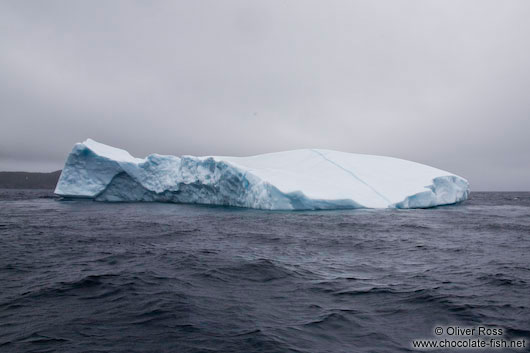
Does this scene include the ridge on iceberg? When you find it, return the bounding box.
[54,139,469,210]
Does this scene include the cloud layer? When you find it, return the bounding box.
[1,1,529,190]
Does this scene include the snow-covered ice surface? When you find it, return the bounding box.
[55,139,469,210]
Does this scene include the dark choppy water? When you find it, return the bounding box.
[0,190,529,353]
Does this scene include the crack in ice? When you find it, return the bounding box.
[310,149,392,205]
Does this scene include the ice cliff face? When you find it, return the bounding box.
[55,139,469,210]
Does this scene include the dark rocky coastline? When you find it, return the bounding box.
[0,170,61,189]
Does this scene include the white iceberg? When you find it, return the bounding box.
[54,139,469,210]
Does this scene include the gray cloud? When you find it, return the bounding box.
[1,0,529,190]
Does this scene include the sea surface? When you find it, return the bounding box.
[0,190,529,353]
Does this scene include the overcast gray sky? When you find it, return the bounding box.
[1,1,529,190]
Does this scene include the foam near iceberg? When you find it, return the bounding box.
[55,139,469,210]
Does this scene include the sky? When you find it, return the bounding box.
[1,1,529,191]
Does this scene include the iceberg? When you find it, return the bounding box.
[54,139,469,210]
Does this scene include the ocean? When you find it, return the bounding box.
[0,190,529,352]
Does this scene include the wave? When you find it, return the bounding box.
[195,259,310,283]
[477,273,527,287]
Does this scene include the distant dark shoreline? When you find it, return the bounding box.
[0,171,61,189]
